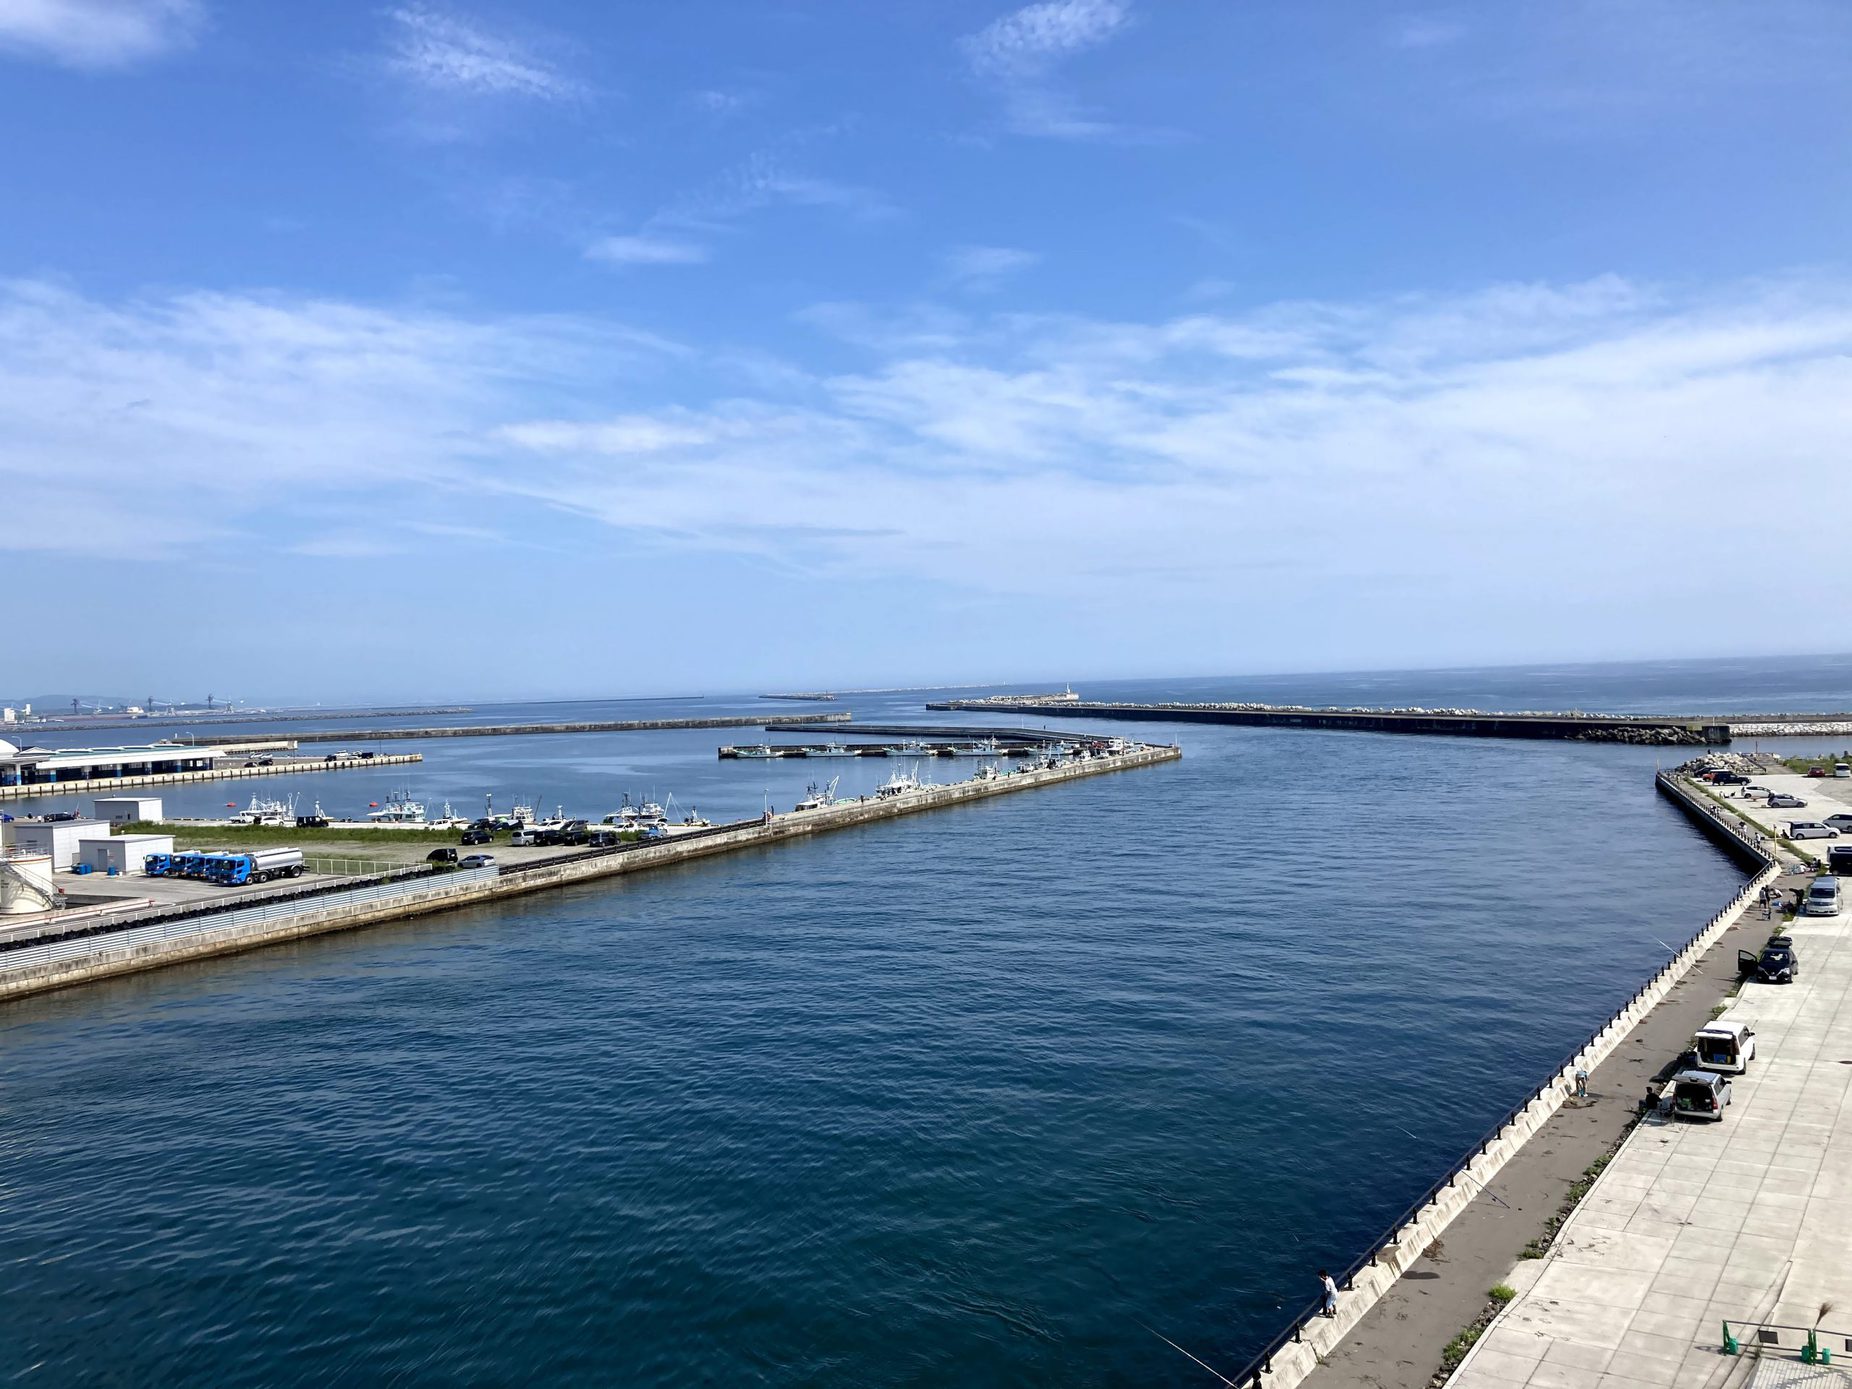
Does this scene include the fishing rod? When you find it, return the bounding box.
[1396,1125,1512,1210]
[1137,1318,1238,1386]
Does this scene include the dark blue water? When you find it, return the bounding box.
[0,661,1822,1385]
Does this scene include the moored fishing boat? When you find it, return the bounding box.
[367,791,427,824]
[876,766,922,798]
[795,776,841,812]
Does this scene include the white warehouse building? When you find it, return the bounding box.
[77,833,174,875]
[93,796,164,824]
[3,818,115,869]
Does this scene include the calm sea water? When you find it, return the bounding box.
[0,659,1838,1385]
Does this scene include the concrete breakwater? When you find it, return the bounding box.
[0,743,1179,1003]
[1222,771,1776,1389]
[0,752,425,802]
[927,698,1735,745]
[17,706,473,735]
[195,712,856,745]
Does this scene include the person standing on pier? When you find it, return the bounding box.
[1319,1269,1338,1318]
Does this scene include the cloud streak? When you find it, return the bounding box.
[585,235,708,266]
[0,0,202,69]
[962,0,1131,138]
[383,4,578,101]
[942,245,1040,292]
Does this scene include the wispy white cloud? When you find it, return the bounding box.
[585,234,709,266]
[0,277,673,557]
[962,0,1132,138]
[963,0,1128,77]
[659,148,897,231]
[688,87,751,117]
[383,4,578,101]
[0,0,202,69]
[7,270,1851,666]
[942,245,1040,293]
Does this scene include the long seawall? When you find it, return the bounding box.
[925,699,1739,744]
[0,744,1179,1003]
[1218,771,1777,1389]
[197,712,856,745]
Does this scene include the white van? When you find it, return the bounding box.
[510,830,541,847]
[1802,876,1842,917]
[1692,1019,1755,1074]
[1836,763,1850,778]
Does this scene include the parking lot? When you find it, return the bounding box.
[1705,761,1852,860]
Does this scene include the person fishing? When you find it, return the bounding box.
[1319,1268,1338,1318]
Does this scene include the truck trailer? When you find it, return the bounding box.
[142,847,305,886]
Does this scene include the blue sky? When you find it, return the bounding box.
[4,0,1850,702]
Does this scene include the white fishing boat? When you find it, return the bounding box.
[884,740,935,758]
[733,744,778,759]
[795,776,841,812]
[876,766,922,799]
[665,794,709,827]
[807,742,858,758]
[368,791,427,824]
[947,737,1006,756]
[231,793,295,826]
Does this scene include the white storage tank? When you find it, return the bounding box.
[1,851,56,914]
[78,834,175,876]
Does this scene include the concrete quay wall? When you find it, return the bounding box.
[1235,775,1776,1389]
[0,752,425,803]
[0,745,1179,1004]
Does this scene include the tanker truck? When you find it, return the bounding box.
[210,848,306,886]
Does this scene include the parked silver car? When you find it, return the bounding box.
[1670,1070,1732,1122]
[1786,822,1839,840]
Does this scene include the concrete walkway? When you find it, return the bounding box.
[1448,816,1852,1387]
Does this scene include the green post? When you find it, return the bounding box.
[1722,1322,1739,1356]
[1802,1329,1818,1365]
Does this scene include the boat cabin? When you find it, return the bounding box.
[1691,1019,1755,1074]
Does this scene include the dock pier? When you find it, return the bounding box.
[0,751,424,802]
[0,741,1179,1003]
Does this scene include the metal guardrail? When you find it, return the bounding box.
[1722,1318,1850,1362]
[0,866,492,971]
[1224,774,1777,1386]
